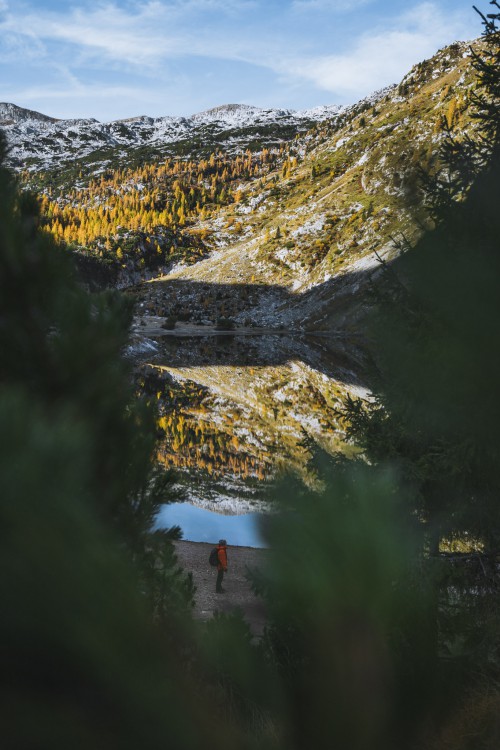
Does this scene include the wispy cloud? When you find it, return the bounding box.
[2,3,176,66]
[0,1,288,71]
[0,30,45,63]
[4,82,154,102]
[279,3,474,98]
[8,84,171,112]
[0,0,480,118]
[4,1,467,72]
[292,0,373,11]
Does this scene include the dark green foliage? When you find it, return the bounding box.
[354,6,500,545]
[422,6,500,218]
[215,317,236,330]
[248,464,444,750]
[0,139,153,548]
[0,132,238,749]
[239,18,500,739]
[342,152,500,737]
[0,393,212,750]
[472,2,500,144]
[162,315,178,329]
[332,6,500,743]
[198,611,283,745]
[194,8,500,750]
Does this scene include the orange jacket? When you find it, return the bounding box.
[217,545,227,571]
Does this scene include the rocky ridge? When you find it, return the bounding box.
[0,101,343,171]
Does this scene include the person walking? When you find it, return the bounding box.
[216,539,228,593]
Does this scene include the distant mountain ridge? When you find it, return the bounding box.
[0,100,344,170]
[0,102,58,126]
[0,100,343,127]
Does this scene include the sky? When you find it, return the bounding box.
[0,0,484,121]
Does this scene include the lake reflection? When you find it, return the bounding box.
[156,503,267,548]
[138,333,368,527]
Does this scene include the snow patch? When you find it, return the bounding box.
[291,215,325,238]
[125,338,159,357]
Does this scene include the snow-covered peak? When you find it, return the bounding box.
[191,102,345,128]
[0,102,58,126]
[192,103,260,120]
[113,115,156,126]
[0,99,347,171]
[0,99,344,135]
[297,104,344,120]
[192,103,296,127]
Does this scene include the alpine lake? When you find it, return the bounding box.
[131,317,369,548]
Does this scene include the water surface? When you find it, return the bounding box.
[156,503,267,548]
[140,333,368,544]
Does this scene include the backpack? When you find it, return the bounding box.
[209,547,219,567]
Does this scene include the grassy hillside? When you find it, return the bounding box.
[140,40,481,327]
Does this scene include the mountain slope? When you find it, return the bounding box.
[2,38,483,331]
[140,39,480,328]
[0,102,58,126]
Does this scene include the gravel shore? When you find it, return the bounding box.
[174,540,268,636]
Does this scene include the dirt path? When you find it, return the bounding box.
[174,540,268,636]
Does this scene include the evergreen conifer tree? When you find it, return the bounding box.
[234,7,500,749]
[0,134,236,749]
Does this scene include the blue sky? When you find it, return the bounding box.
[0,0,483,121]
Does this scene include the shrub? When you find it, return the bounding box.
[215,317,235,330]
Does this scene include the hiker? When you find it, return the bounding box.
[216,538,228,593]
